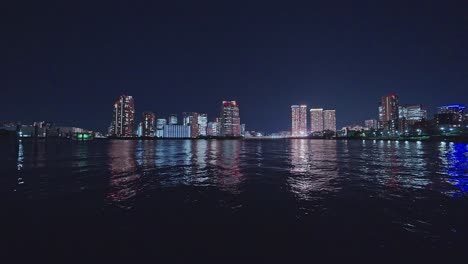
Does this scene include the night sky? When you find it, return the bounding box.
[1,0,467,133]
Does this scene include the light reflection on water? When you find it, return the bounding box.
[288,139,339,201]
[7,139,468,206]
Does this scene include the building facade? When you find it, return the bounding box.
[379,94,399,132]
[169,114,178,125]
[310,108,324,133]
[220,101,241,137]
[183,112,200,138]
[111,95,135,137]
[365,119,378,130]
[163,125,191,138]
[198,114,208,136]
[291,105,307,137]
[156,118,167,138]
[142,112,155,137]
[207,121,220,136]
[436,104,466,127]
[323,110,336,132]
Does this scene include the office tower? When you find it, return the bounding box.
[163,125,191,138]
[220,101,241,137]
[379,94,399,132]
[310,108,324,132]
[406,105,427,121]
[241,124,246,137]
[323,110,336,132]
[207,121,220,136]
[291,105,307,137]
[142,112,155,137]
[365,119,378,129]
[169,114,178,125]
[111,95,135,137]
[436,104,466,127]
[198,114,208,136]
[156,118,166,138]
[399,105,427,132]
[183,112,200,138]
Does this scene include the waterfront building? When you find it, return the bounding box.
[207,121,220,136]
[379,94,399,132]
[398,105,427,132]
[198,114,208,136]
[220,101,241,137]
[110,95,135,137]
[183,112,200,138]
[399,105,427,123]
[436,104,466,127]
[365,119,378,130]
[241,124,246,137]
[323,110,336,132]
[310,108,324,133]
[142,112,155,137]
[163,125,191,138]
[291,105,307,137]
[156,118,167,138]
[169,114,178,125]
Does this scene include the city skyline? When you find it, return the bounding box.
[2,1,467,133]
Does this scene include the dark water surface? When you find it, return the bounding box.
[2,139,468,260]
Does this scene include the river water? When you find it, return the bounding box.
[2,139,468,260]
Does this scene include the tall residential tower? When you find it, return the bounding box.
[323,110,336,132]
[111,95,135,137]
[142,112,155,137]
[310,108,324,133]
[291,105,307,137]
[220,101,241,137]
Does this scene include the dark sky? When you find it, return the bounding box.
[1,0,467,133]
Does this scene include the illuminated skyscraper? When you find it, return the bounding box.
[169,114,178,125]
[111,95,135,137]
[183,112,200,138]
[379,94,399,132]
[323,110,336,132]
[156,118,166,138]
[291,105,307,137]
[198,114,208,136]
[220,101,241,137]
[142,112,155,137]
[310,108,324,132]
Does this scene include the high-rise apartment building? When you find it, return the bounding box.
[310,108,324,132]
[183,112,200,138]
[142,112,155,137]
[323,110,336,132]
[379,94,399,132]
[198,114,208,136]
[220,101,241,137]
[291,105,307,137]
[111,95,135,137]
